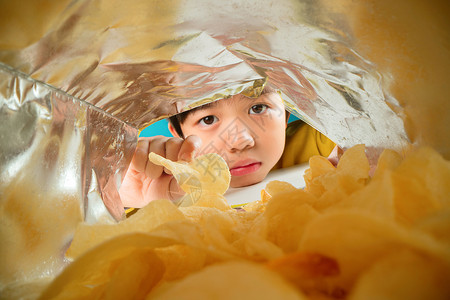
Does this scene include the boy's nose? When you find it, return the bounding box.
[224,124,255,152]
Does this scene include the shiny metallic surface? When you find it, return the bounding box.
[0,63,137,287]
[0,0,449,296]
[0,0,410,152]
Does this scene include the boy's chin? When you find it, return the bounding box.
[229,174,265,188]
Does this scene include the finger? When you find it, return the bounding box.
[162,137,184,174]
[146,137,168,179]
[179,135,202,162]
[165,137,184,162]
[131,138,151,173]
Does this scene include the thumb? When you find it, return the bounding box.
[179,135,202,162]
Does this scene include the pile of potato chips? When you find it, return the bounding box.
[38,145,450,299]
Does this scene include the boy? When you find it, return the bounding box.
[119,90,336,208]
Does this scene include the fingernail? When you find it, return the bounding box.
[180,152,193,162]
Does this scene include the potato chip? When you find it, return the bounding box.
[39,233,166,299]
[414,207,450,246]
[298,210,450,293]
[187,208,242,257]
[184,208,262,260]
[328,171,397,220]
[178,205,278,260]
[349,249,450,300]
[244,181,300,212]
[336,144,370,180]
[327,146,450,227]
[263,190,319,253]
[242,230,285,260]
[154,245,207,281]
[67,199,185,259]
[102,248,165,300]
[148,152,231,208]
[390,171,441,226]
[190,194,230,211]
[147,261,306,300]
[242,197,266,212]
[242,188,273,213]
[32,145,450,300]
[303,145,370,212]
[304,155,336,197]
[267,251,341,298]
[0,277,52,300]
[391,147,450,225]
[264,180,298,197]
[141,220,209,254]
[261,188,272,203]
[372,148,403,179]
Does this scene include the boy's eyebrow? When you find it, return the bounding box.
[189,100,220,113]
[187,91,270,115]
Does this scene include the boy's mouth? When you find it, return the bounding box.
[230,161,261,176]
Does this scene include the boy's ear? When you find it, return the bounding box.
[168,121,180,138]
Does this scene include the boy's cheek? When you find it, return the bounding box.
[196,137,227,157]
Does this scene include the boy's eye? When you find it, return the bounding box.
[249,104,268,114]
[199,115,218,126]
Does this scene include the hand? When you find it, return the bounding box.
[119,135,202,208]
[327,145,343,167]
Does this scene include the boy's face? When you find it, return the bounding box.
[174,92,287,188]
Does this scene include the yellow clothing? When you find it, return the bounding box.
[273,120,335,170]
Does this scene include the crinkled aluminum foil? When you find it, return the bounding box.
[0,0,409,150]
[0,63,137,287]
[0,0,427,293]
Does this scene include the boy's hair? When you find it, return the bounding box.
[168,109,191,138]
[169,87,279,139]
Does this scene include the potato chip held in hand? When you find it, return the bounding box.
[148,152,231,208]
